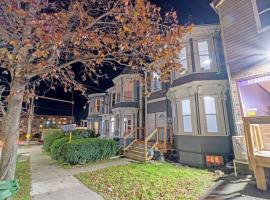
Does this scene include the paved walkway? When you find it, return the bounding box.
[202,174,270,200]
[27,146,104,200]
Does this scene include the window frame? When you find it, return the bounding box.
[151,72,161,92]
[198,40,211,71]
[181,99,193,133]
[203,96,219,133]
[252,0,270,32]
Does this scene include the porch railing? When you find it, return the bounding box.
[144,129,159,159]
[243,116,270,191]
[123,127,145,152]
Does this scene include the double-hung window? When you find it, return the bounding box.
[204,96,218,133]
[253,0,270,30]
[124,80,133,101]
[151,72,161,92]
[180,47,188,71]
[198,41,211,70]
[181,99,192,133]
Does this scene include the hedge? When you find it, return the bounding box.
[50,137,69,160]
[72,129,99,138]
[43,130,64,152]
[62,138,119,165]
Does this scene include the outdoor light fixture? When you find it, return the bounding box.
[203,59,211,65]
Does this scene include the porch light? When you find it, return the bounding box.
[203,59,211,65]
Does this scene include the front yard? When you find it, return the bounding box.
[76,162,215,200]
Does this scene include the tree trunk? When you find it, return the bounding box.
[0,78,26,180]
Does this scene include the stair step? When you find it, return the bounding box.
[126,149,145,156]
[124,152,148,162]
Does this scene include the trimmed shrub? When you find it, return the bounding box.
[43,130,64,152]
[62,138,118,165]
[71,129,98,138]
[50,137,69,160]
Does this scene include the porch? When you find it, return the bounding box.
[123,127,174,161]
[243,116,270,191]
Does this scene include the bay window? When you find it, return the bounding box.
[198,41,211,70]
[95,98,101,112]
[204,96,218,133]
[181,99,192,133]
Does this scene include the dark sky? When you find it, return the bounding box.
[35,0,219,122]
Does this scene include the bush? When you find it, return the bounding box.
[71,129,98,138]
[50,137,69,160]
[62,138,119,165]
[43,130,64,152]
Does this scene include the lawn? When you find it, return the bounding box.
[76,162,215,200]
[14,155,31,200]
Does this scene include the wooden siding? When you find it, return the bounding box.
[217,0,270,72]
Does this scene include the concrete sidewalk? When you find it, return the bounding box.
[27,145,104,200]
[202,174,270,200]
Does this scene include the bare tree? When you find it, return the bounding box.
[0,0,189,180]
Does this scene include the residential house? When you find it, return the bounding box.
[166,24,233,167]
[87,93,107,134]
[87,69,144,142]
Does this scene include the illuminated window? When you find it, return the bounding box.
[95,99,101,112]
[151,72,161,92]
[198,41,211,70]
[204,96,218,133]
[182,99,192,133]
[124,80,133,101]
[40,125,43,128]
[206,155,224,167]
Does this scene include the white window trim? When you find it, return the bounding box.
[203,96,219,134]
[252,0,270,33]
[198,40,211,71]
[151,72,161,92]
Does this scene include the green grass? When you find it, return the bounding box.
[14,156,31,200]
[76,162,215,200]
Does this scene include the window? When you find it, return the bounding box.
[124,80,133,101]
[115,83,121,102]
[198,41,211,70]
[151,72,161,91]
[111,117,115,133]
[254,0,270,30]
[204,96,218,133]
[95,99,101,112]
[179,47,188,71]
[124,115,132,133]
[181,99,192,132]
[206,155,224,167]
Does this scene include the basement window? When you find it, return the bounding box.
[206,155,224,167]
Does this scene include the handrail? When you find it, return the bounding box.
[123,129,137,152]
[144,128,159,159]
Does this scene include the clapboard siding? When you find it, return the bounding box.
[217,0,270,72]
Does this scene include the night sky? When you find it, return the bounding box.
[35,0,219,122]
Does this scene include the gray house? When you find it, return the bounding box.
[165,24,234,167]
